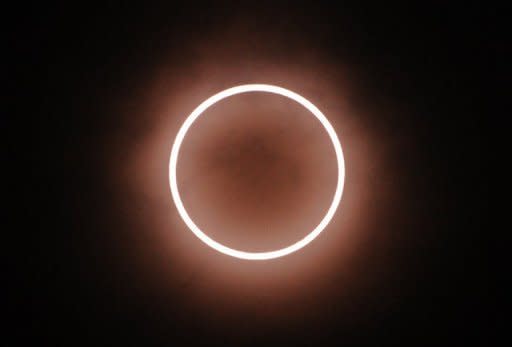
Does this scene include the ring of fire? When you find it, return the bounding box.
[169,84,345,260]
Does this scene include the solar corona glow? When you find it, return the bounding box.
[169,84,345,260]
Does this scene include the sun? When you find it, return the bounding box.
[169,84,345,260]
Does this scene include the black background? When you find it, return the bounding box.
[7,2,497,346]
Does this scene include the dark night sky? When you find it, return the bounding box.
[7,2,498,346]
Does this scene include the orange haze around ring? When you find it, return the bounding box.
[99,34,402,330]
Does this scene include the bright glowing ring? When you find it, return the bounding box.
[169,84,345,260]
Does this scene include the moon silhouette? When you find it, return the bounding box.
[169,84,345,260]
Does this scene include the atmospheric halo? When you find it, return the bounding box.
[169,84,345,260]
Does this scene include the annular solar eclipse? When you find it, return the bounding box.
[169,84,345,260]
